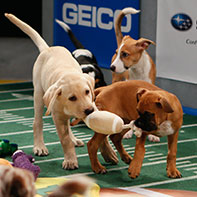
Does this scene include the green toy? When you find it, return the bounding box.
[0,139,18,157]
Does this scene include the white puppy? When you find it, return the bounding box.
[5,14,96,170]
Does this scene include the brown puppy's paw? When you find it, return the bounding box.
[128,165,141,179]
[167,168,182,178]
[101,149,119,164]
[121,154,132,164]
[93,165,107,174]
[62,159,78,170]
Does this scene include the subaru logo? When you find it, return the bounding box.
[171,13,192,31]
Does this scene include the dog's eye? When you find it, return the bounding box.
[122,52,129,58]
[85,90,90,95]
[69,95,77,101]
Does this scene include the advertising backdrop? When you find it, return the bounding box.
[156,0,197,83]
[53,0,139,69]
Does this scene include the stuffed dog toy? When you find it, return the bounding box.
[5,13,96,170]
[88,80,183,179]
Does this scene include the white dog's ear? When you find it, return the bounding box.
[83,73,95,101]
[43,84,62,116]
[136,88,148,103]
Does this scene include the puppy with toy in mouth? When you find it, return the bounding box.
[5,13,96,170]
[88,80,183,179]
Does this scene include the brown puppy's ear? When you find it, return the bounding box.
[43,84,62,116]
[156,97,174,113]
[136,88,148,103]
[83,73,95,101]
[136,38,156,50]
[94,86,106,97]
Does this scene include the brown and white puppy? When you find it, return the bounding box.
[111,8,156,84]
[88,80,183,179]
[5,14,95,170]
[0,166,36,197]
[111,8,158,141]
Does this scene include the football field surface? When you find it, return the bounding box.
[0,82,197,195]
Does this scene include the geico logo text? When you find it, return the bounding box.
[63,3,132,32]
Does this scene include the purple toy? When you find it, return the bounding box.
[12,150,40,180]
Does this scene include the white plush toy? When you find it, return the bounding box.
[83,111,142,137]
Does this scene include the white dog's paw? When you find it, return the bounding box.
[148,134,160,142]
[33,145,49,156]
[123,129,133,139]
[74,139,84,147]
[62,159,78,170]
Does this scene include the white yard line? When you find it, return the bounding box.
[0,116,52,124]
[0,88,33,94]
[144,153,163,158]
[35,150,158,164]
[177,163,197,168]
[0,117,25,121]
[119,175,197,189]
[0,107,34,112]
[0,128,56,137]
[121,187,173,197]
[19,138,197,153]
[181,124,197,128]
[0,98,33,103]
[61,155,197,179]
[176,160,191,165]
[148,156,167,161]
[185,167,197,171]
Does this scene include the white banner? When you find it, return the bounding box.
[156,0,197,84]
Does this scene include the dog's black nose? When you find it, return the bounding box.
[84,108,94,116]
[110,65,116,72]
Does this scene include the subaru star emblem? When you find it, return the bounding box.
[171,13,192,31]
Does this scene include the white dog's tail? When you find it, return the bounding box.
[5,13,49,52]
[115,7,140,47]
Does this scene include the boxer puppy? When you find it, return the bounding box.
[88,80,183,179]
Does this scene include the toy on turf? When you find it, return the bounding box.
[83,111,142,137]
[0,139,18,157]
[0,158,13,168]
[12,150,40,180]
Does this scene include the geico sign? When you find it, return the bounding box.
[63,3,132,32]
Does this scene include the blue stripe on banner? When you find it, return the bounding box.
[183,106,197,116]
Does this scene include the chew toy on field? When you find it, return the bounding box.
[12,150,41,180]
[83,111,142,137]
[0,139,18,157]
